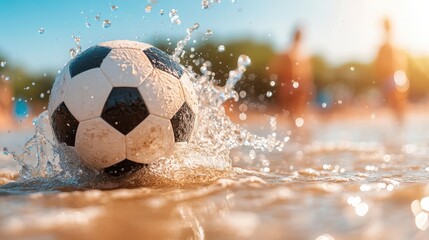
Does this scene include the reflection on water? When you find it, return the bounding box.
[2,110,429,239]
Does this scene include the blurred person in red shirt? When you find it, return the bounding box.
[270,27,313,127]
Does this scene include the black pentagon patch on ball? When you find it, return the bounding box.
[51,102,80,146]
[101,87,149,135]
[170,102,196,142]
[104,159,148,177]
[143,47,183,79]
[69,45,111,78]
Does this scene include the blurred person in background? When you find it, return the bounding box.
[270,27,313,127]
[0,81,14,130]
[375,18,409,125]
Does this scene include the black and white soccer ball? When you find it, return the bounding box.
[48,40,198,176]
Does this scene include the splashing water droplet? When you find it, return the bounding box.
[85,22,91,28]
[159,9,165,15]
[0,61,6,67]
[38,28,45,34]
[102,19,111,28]
[5,76,10,81]
[238,54,251,67]
[2,147,8,155]
[73,35,81,45]
[111,5,119,11]
[95,14,101,21]
[145,5,152,13]
[169,9,181,25]
[266,91,273,97]
[205,29,213,36]
[292,81,299,88]
[350,66,355,71]
[202,0,210,9]
[40,93,45,99]
[295,118,304,128]
[218,45,225,52]
[70,48,77,58]
[172,23,200,63]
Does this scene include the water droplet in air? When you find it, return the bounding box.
[205,29,213,36]
[292,81,299,88]
[202,0,210,9]
[85,22,91,28]
[169,9,177,17]
[239,90,247,98]
[3,147,9,155]
[350,66,355,71]
[5,76,10,81]
[217,45,225,52]
[40,93,45,99]
[238,54,251,67]
[169,9,181,25]
[266,91,273,97]
[73,35,81,45]
[102,19,111,28]
[295,118,304,128]
[111,5,119,11]
[145,5,152,13]
[38,28,45,34]
[70,48,77,58]
[0,61,6,67]
[239,112,247,121]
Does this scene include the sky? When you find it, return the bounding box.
[1,0,429,73]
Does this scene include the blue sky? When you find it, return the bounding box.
[1,0,429,73]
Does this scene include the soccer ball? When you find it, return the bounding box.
[48,40,198,176]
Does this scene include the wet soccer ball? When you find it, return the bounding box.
[48,40,198,176]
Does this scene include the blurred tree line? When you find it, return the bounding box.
[2,39,429,115]
[0,55,54,114]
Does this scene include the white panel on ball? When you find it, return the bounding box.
[99,40,152,51]
[64,68,112,122]
[126,115,175,163]
[180,74,199,114]
[48,66,71,116]
[75,118,126,168]
[100,48,154,87]
[138,70,185,119]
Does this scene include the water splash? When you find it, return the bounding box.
[169,9,181,25]
[69,36,82,59]
[6,31,284,188]
[172,23,200,63]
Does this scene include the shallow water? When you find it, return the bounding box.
[2,109,429,240]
